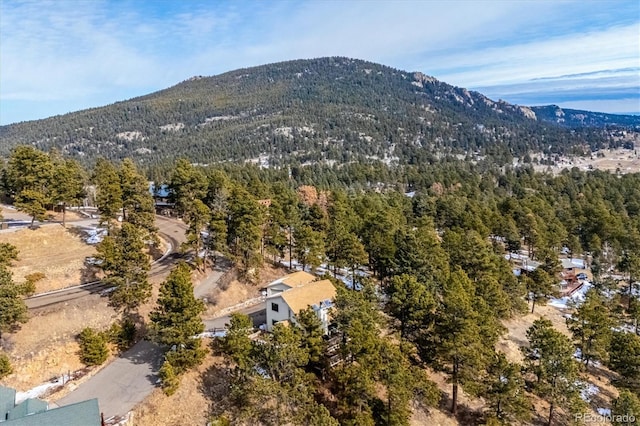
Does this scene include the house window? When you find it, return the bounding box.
[271,302,279,312]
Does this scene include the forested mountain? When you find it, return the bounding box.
[0,57,630,168]
[531,105,640,129]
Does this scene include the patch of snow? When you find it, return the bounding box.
[159,123,185,132]
[85,227,107,245]
[274,127,293,138]
[580,382,599,402]
[597,407,611,416]
[549,280,592,309]
[195,330,226,338]
[116,131,144,141]
[15,374,70,403]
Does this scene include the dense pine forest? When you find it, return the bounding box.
[1,144,640,424]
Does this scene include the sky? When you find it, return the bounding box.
[1,0,639,125]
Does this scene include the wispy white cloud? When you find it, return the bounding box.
[0,0,638,124]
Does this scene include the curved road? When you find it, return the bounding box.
[52,216,236,421]
[25,216,187,310]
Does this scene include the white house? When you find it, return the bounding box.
[265,279,336,334]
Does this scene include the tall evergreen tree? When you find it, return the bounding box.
[609,331,640,392]
[168,158,208,216]
[93,158,124,233]
[293,224,325,271]
[522,318,584,425]
[612,389,640,426]
[50,156,86,227]
[119,158,157,241]
[150,262,205,348]
[431,269,492,414]
[567,289,614,367]
[0,244,27,346]
[386,274,435,342]
[482,353,530,424]
[6,146,53,227]
[96,222,151,315]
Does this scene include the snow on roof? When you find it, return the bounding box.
[561,258,585,269]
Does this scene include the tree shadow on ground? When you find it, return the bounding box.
[198,361,233,419]
[437,392,484,425]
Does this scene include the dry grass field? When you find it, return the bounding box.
[0,210,97,293]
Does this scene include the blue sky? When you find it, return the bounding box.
[1,0,638,125]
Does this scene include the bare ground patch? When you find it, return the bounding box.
[497,303,570,364]
[2,295,118,390]
[203,263,285,316]
[1,224,97,293]
[133,349,216,426]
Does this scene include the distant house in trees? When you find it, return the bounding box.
[265,273,336,334]
[149,183,174,215]
[0,386,100,425]
[560,258,588,295]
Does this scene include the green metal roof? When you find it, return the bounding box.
[0,386,17,420]
[3,399,100,426]
[6,398,48,420]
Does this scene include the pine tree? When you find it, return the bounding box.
[77,327,109,366]
[386,274,435,342]
[293,224,325,271]
[226,187,264,278]
[93,158,124,233]
[612,389,640,426]
[524,268,556,314]
[119,158,157,241]
[482,353,530,424]
[567,289,614,367]
[182,199,211,271]
[5,146,53,227]
[96,222,151,315]
[522,318,584,425]
[159,360,180,396]
[150,262,205,348]
[432,269,491,414]
[220,313,253,372]
[609,331,640,392]
[0,247,28,345]
[50,155,86,227]
[0,351,12,379]
[169,158,208,216]
[297,306,325,364]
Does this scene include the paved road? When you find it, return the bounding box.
[55,340,163,420]
[51,218,238,419]
[25,216,187,310]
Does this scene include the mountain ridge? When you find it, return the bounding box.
[0,57,636,167]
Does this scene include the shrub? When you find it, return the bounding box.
[0,352,12,379]
[108,318,136,351]
[77,327,109,366]
[159,360,180,396]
